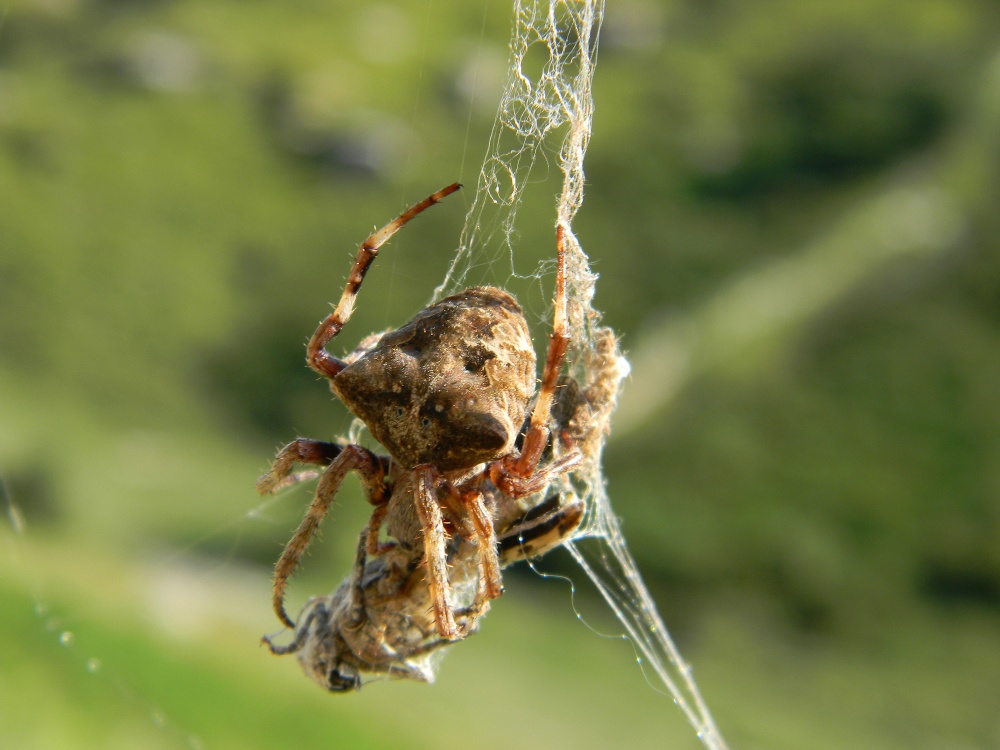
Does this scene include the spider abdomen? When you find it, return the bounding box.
[331,286,536,470]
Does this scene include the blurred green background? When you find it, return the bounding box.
[2,0,1000,748]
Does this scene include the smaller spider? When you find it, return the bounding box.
[258,183,581,639]
[264,491,585,691]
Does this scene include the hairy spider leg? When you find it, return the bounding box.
[436,481,479,541]
[412,465,459,638]
[307,183,462,379]
[272,445,389,628]
[434,480,505,629]
[263,531,365,653]
[491,224,582,497]
[412,477,500,636]
[262,600,327,656]
[460,489,502,600]
[517,224,569,473]
[342,529,369,626]
[256,438,347,494]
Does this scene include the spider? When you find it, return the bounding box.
[262,322,626,690]
[257,183,582,639]
[263,491,585,691]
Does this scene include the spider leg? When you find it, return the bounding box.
[261,600,330,656]
[493,451,582,498]
[412,465,459,640]
[306,183,462,379]
[450,596,492,640]
[432,487,503,640]
[511,224,570,477]
[489,226,584,496]
[461,489,503,600]
[436,479,478,541]
[272,445,388,629]
[256,439,346,495]
[401,588,492,659]
[346,529,369,626]
[363,501,394,556]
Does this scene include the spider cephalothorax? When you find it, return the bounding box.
[258,183,581,640]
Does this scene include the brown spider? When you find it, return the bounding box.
[257,183,581,639]
[262,320,625,690]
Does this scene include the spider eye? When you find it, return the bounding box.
[395,407,405,418]
[421,417,431,428]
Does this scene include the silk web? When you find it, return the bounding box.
[436,2,728,748]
